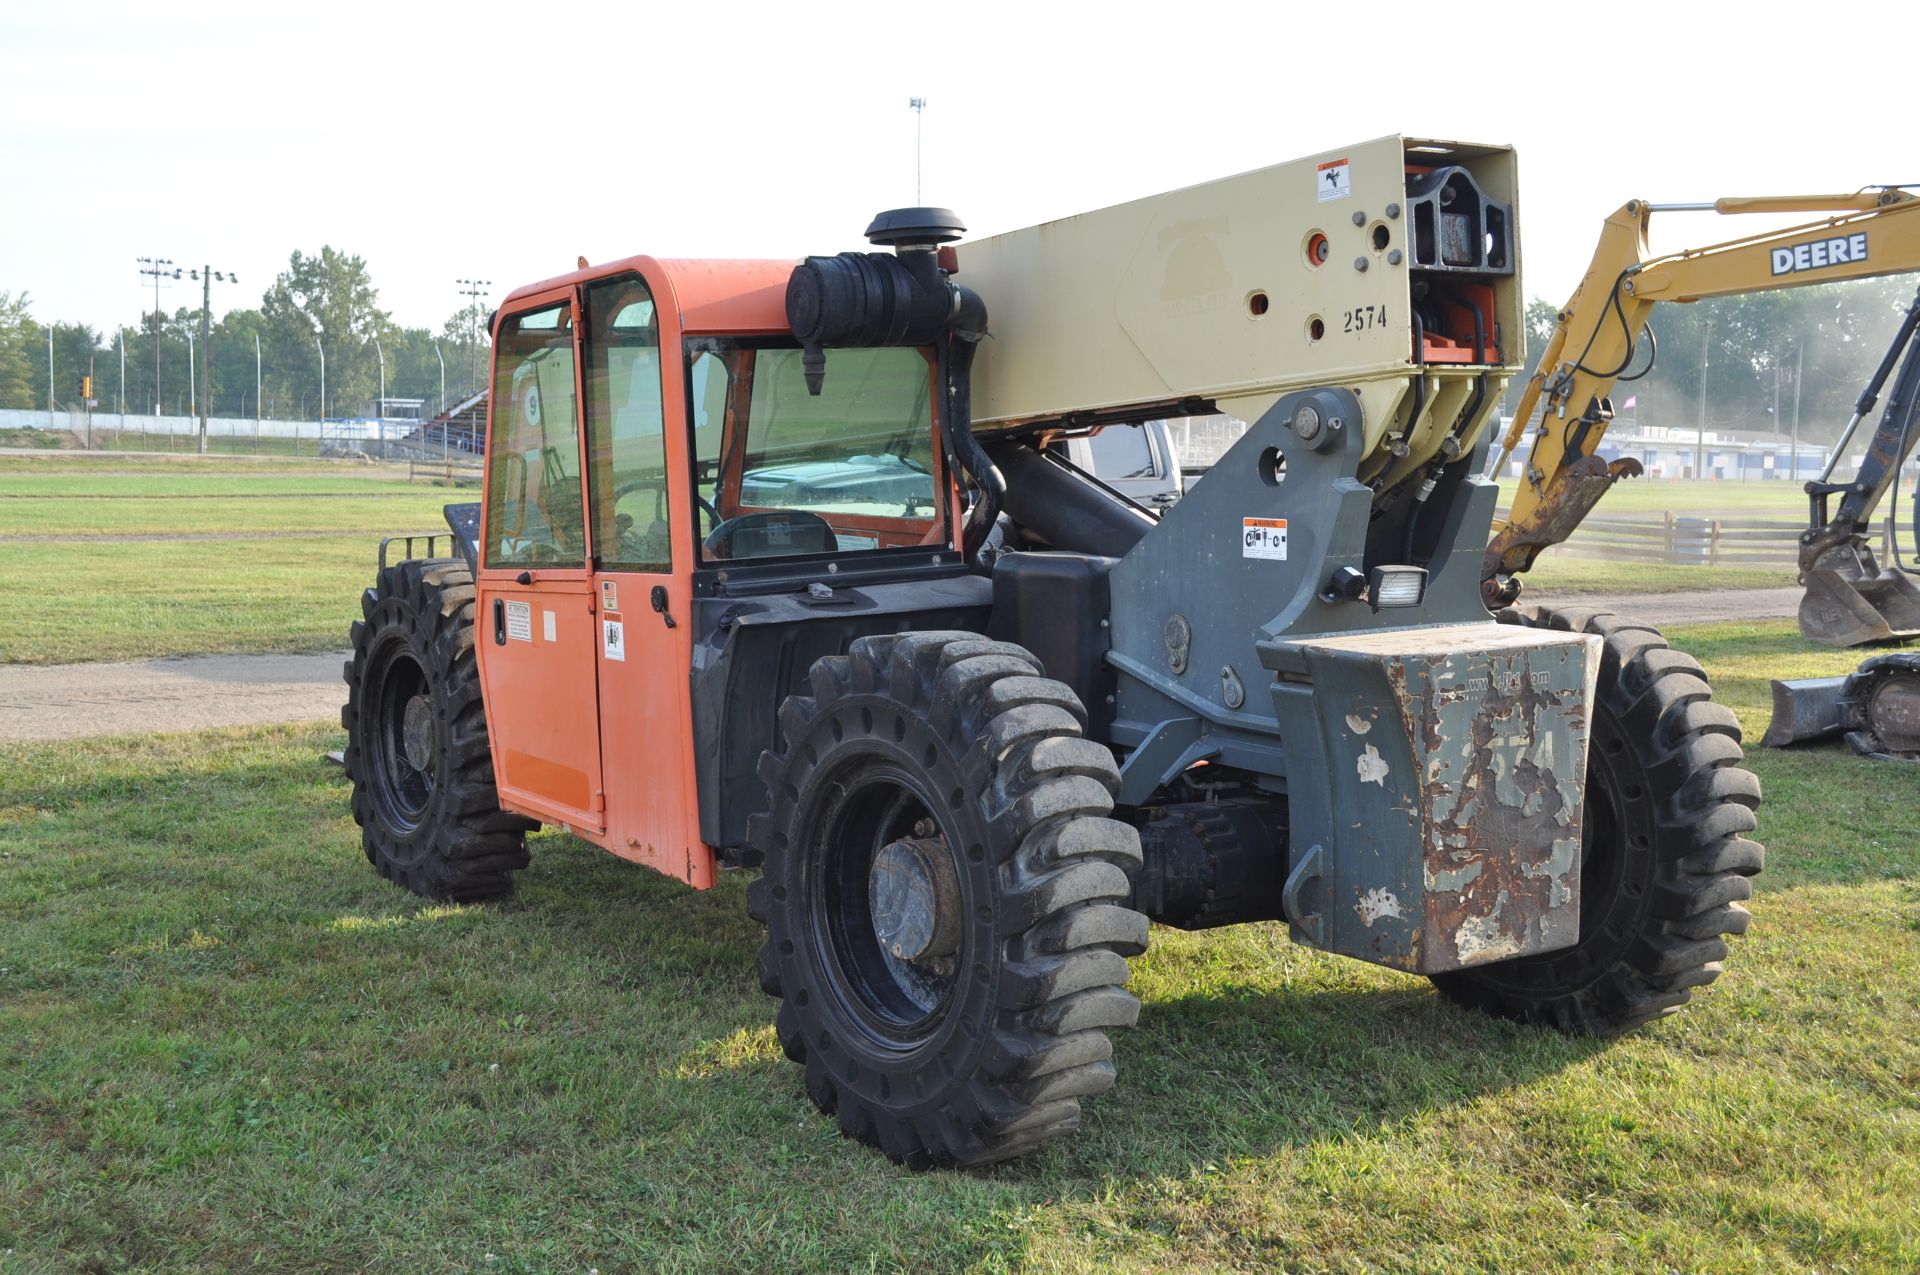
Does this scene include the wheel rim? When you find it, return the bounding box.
[807,759,966,1049]
[365,636,435,834]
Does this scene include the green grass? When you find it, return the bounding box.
[0,454,406,479]
[0,427,337,457]
[0,538,431,665]
[2,631,1918,1271]
[1520,556,1796,594]
[0,426,75,450]
[0,457,456,665]
[1496,478,1815,520]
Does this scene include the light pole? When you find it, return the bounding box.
[137,256,175,417]
[373,336,387,457]
[909,97,926,202]
[457,278,490,391]
[118,328,127,436]
[254,332,262,446]
[47,325,54,426]
[187,266,236,453]
[1771,359,1783,481]
[300,310,326,448]
[1791,343,1804,480]
[1695,319,1711,479]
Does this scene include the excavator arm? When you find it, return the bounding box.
[1483,189,1920,609]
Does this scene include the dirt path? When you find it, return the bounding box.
[0,652,349,743]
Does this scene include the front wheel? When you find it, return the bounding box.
[1429,606,1764,1034]
[747,632,1148,1168]
[342,558,536,901]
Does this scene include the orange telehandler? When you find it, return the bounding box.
[343,137,1763,1165]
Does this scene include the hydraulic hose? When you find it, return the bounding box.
[938,321,1003,567]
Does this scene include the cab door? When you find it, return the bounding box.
[579,272,705,884]
[475,291,607,833]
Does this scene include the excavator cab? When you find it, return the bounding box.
[1795,286,1920,648]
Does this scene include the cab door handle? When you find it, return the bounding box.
[493,597,506,645]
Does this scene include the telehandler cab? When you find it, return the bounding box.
[344,136,1762,1167]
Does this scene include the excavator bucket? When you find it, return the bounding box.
[1798,561,1920,648]
[1760,676,1847,748]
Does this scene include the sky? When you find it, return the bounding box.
[4,0,1917,339]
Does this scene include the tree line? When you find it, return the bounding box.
[0,247,493,421]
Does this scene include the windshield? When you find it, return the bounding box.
[689,342,947,562]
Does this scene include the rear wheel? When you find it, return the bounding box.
[747,632,1148,1167]
[1429,606,1764,1034]
[342,559,536,901]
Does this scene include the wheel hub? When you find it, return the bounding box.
[401,693,436,772]
[869,836,962,962]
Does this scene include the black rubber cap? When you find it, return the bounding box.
[864,207,966,247]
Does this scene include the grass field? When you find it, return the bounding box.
[1494,477,1830,519]
[1,426,342,457]
[2,621,1917,1273]
[1518,557,1796,594]
[0,457,454,665]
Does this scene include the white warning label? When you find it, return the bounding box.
[603,617,626,662]
[1243,517,1288,560]
[1317,158,1352,202]
[542,609,557,643]
[505,599,532,642]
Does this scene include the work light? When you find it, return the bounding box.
[1368,565,1428,611]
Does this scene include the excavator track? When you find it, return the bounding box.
[1839,651,1920,760]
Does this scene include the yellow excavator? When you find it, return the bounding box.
[1485,189,1920,758]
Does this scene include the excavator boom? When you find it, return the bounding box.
[1484,190,1920,614]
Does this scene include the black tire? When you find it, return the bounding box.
[746,631,1148,1168]
[1429,606,1764,1034]
[342,558,536,901]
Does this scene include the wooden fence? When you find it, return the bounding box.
[1547,512,1897,566]
[407,456,483,487]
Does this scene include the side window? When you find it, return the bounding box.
[688,349,733,543]
[583,277,671,572]
[1087,424,1157,480]
[485,302,583,568]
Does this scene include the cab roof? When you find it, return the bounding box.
[500,256,795,336]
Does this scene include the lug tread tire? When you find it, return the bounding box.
[342,558,534,902]
[749,632,1146,1167]
[1429,606,1762,1035]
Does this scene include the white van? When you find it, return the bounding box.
[1061,420,1184,510]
